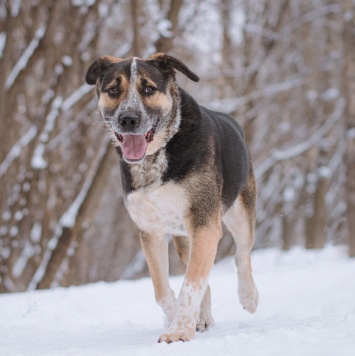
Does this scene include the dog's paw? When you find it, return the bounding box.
[196,312,215,332]
[158,324,195,343]
[239,282,259,313]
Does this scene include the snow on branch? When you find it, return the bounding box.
[28,138,110,291]
[255,98,345,180]
[283,4,342,35]
[0,32,6,59]
[0,125,37,178]
[205,75,305,113]
[120,250,147,280]
[10,0,22,17]
[71,0,96,7]
[5,24,47,90]
[47,98,97,152]
[157,18,173,38]
[60,140,109,228]
[62,84,93,111]
[31,97,63,170]
[244,4,342,43]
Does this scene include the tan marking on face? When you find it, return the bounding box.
[98,75,130,112]
[144,91,173,116]
[139,76,157,88]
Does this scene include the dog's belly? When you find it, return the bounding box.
[126,182,188,236]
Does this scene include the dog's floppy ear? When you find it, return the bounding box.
[150,53,199,82]
[85,56,122,85]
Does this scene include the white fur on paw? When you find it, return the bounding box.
[196,306,215,332]
[158,324,195,343]
[196,315,215,332]
[239,283,259,313]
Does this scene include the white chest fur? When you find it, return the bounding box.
[126,182,188,236]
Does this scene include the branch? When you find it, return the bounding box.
[5,24,47,90]
[61,84,93,111]
[0,125,37,178]
[203,52,343,113]
[255,98,345,180]
[31,97,63,170]
[205,74,306,112]
[27,138,110,290]
[0,32,5,59]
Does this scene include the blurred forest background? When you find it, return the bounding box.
[0,0,354,293]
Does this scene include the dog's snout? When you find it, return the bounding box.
[119,115,140,131]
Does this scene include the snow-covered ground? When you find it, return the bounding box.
[1,246,354,356]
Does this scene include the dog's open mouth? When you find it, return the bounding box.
[115,127,156,162]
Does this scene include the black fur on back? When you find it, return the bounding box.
[163,88,249,209]
[119,87,249,210]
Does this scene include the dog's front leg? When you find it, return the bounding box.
[140,230,177,324]
[158,217,222,343]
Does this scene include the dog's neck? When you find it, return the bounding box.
[128,148,168,190]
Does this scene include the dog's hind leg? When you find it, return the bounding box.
[140,230,177,324]
[173,235,215,332]
[223,171,259,313]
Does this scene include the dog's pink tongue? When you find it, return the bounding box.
[121,134,148,160]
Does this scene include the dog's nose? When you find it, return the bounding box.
[119,115,139,131]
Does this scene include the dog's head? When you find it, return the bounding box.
[85,53,199,163]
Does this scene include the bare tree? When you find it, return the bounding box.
[1,0,354,293]
[343,0,355,257]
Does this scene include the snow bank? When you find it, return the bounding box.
[0,246,354,356]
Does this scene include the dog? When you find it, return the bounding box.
[85,53,259,343]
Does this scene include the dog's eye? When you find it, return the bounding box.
[108,87,119,96]
[144,86,156,95]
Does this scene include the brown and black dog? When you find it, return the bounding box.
[85,53,259,343]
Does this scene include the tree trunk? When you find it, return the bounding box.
[343,0,355,257]
[154,0,183,53]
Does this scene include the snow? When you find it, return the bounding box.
[322,88,340,101]
[32,97,63,170]
[10,0,21,17]
[347,127,355,139]
[62,55,73,66]
[0,246,354,356]
[1,210,11,221]
[318,166,332,178]
[31,143,47,169]
[12,241,35,278]
[0,32,6,58]
[71,0,96,7]
[30,222,42,243]
[14,211,24,221]
[283,186,295,202]
[9,226,19,237]
[157,19,173,38]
